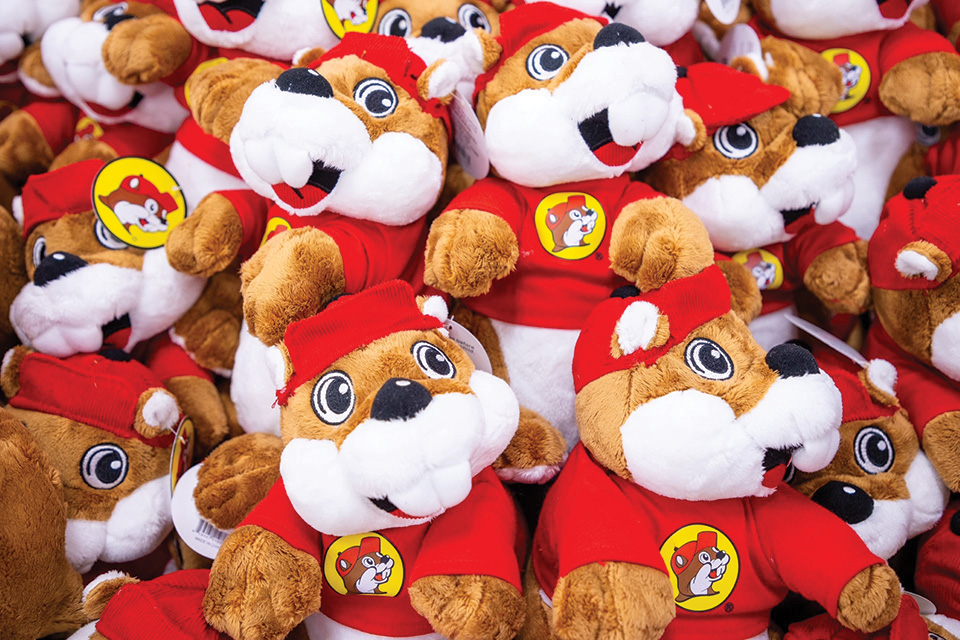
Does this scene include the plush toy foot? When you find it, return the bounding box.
[609,196,714,293]
[163,376,229,457]
[82,572,140,620]
[715,259,762,324]
[187,58,285,143]
[49,139,119,171]
[836,564,901,633]
[424,208,519,298]
[204,526,323,640]
[171,271,243,374]
[167,193,245,277]
[0,110,54,183]
[923,411,960,492]
[409,574,525,640]
[240,227,346,346]
[102,14,193,85]
[551,561,675,640]
[880,52,960,126]
[803,241,870,314]
[194,433,283,530]
[493,408,567,484]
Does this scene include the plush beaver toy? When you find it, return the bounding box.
[863,176,960,493]
[202,280,526,640]
[376,0,504,39]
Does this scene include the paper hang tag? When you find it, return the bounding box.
[168,417,195,496]
[905,591,937,616]
[718,24,767,80]
[171,463,233,560]
[443,318,493,374]
[450,83,490,180]
[704,0,742,25]
[784,314,868,368]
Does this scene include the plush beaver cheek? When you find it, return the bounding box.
[904,450,949,538]
[764,0,920,39]
[682,175,791,251]
[931,311,960,382]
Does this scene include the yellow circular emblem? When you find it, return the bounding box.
[321,0,379,38]
[822,48,871,114]
[259,215,292,248]
[660,524,740,612]
[75,116,105,141]
[92,157,186,249]
[169,417,194,496]
[323,532,404,597]
[534,192,606,260]
[731,248,783,291]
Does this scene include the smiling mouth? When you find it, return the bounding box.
[101,313,132,350]
[198,0,264,32]
[761,446,797,488]
[578,108,641,167]
[369,496,420,520]
[271,159,342,210]
[780,204,816,227]
[86,92,143,119]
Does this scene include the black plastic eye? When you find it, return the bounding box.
[411,341,456,379]
[81,444,129,489]
[854,426,894,474]
[311,371,356,425]
[378,8,412,37]
[714,123,759,159]
[526,44,569,81]
[354,78,398,117]
[458,3,491,32]
[684,338,734,381]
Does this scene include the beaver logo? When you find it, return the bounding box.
[822,48,871,114]
[535,192,606,260]
[320,0,377,38]
[323,532,404,597]
[99,175,177,234]
[660,524,740,612]
[732,248,784,291]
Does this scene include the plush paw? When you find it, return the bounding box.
[609,196,714,292]
[163,376,229,458]
[493,408,567,484]
[836,564,901,633]
[187,58,284,143]
[409,574,525,640]
[240,227,346,346]
[49,138,118,171]
[82,572,139,620]
[167,193,244,277]
[424,208,519,298]
[102,13,193,85]
[923,411,960,492]
[204,526,323,640]
[194,433,283,530]
[0,110,53,183]
[171,271,243,374]
[880,52,960,126]
[552,562,675,640]
[803,241,870,314]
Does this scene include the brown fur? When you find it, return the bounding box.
[0,206,27,355]
[922,412,960,492]
[166,192,245,277]
[204,525,324,640]
[409,574,525,640]
[49,137,120,170]
[0,110,55,184]
[83,574,140,620]
[163,375,229,457]
[374,0,502,37]
[880,52,960,125]
[17,42,56,92]
[171,269,244,372]
[716,259,764,324]
[927,617,960,640]
[802,240,871,314]
[187,58,284,143]
[102,11,193,85]
[873,274,960,365]
[448,302,509,379]
[493,406,567,473]
[835,564,901,632]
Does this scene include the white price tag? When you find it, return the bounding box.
[444,318,493,374]
[705,0,742,25]
[450,85,489,180]
[784,314,868,368]
[171,464,233,560]
[906,591,938,616]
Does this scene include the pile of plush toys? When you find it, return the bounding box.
[3,0,960,639]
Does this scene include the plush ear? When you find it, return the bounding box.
[134,388,180,439]
[292,47,326,67]
[611,301,670,358]
[1,346,30,399]
[265,345,290,392]
[417,295,449,324]
[10,196,24,226]
[859,359,899,407]
[757,36,844,116]
[679,108,707,152]
[896,240,952,283]
[418,59,461,103]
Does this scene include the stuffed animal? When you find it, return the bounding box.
[202,280,526,640]
[523,264,903,640]
[746,0,960,239]
[863,175,960,493]
[375,0,504,38]
[915,499,960,624]
[643,39,868,349]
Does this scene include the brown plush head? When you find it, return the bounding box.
[376,0,502,38]
[572,264,844,500]
[2,348,180,573]
[750,0,927,39]
[790,348,948,560]
[269,280,519,536]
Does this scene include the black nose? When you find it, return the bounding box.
[103,12,135,31]
[370,378,432,421]
[276,68,334,99]
[812,481,874,525]
[716,550,727,559]
[765,343,820,378]
[792,114,840,147]
[34,252,87,287]
[421,17,466,42]
[593,22,644,49]
[903,176,937,200]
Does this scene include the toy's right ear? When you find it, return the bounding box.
[1,346,30,399]
[293,47,326,67]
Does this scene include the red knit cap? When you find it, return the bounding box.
[277,280,444,405]
[7,351,175,448]
[313,32,452,134]
[473,3,605,103]
[96,570,228,640]
[812,347,898,424]
[572,265,731,392]
[19,159,104,238]
[869,176,960,290]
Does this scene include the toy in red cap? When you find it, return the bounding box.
[865,175,960,493]
[644,41,868,350]
[373,0,504,40]
[203,280,528,640]
[2,347,182,576]
[529,265,901,640]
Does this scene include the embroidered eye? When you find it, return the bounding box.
[378,8,412,37]
[458,3,491,32]
[32,237,46,266]
[526,44,569,81]
[93,2,129,22]
[854,426,894,474]
[714,123,759,159]
[684,338,734,381]
[81,443,129,489]
[354,78,398,118]
[411,341,456,379]
[311,371,356,425]
[917,124,941,147]
[95,219,128,250]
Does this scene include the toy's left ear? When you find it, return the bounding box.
[679,108,707,153]
[418,59,462,103]
[0,346,29,398]
[134,388,181,440]
[740,36,844,117]
[611,301,670,358]
[416,295,449,324]
[292,47,326,67]
[859,359,899,407]
[895,240,953,283]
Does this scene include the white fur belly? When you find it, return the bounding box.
[838,116,915,239]
[230,319,282,437]
[304,611,444,640]
[488,319,580,449]
[164,141,248,216]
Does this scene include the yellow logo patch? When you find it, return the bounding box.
[321,0,378,38]
[822,48,871,114]
[75,116,105,141]
[259,215,292,248]
[323,532,404,597]
[92,157,186,249]
[534,192,606,260]
[732,248,783,291]
[660,524,740,612]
